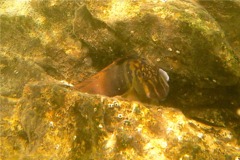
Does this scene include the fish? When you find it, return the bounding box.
[75,56,169,104]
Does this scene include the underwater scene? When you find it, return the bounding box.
[0,0,240,159]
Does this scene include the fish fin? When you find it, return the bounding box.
[121,87,140,101]
[159,68,169,82]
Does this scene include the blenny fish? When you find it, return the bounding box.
[75,57,169,104]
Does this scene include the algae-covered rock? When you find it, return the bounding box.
[86,0,240,85]
[198,0,240,57]
[0,53,51,98]
[0,0,240,159]
[2,82,239,159]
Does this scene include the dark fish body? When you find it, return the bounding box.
[75,57,169,104]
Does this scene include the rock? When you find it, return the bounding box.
[0,53,49,98]
[72,5,128,68]
[0,0,240,159]
[86,0,240,86]
[1,82,238,159]
[198,0,240,57]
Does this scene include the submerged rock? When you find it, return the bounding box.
[0,0,240,159]
[2,82,238,159]
[86,0,240,85]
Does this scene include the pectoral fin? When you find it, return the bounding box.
[121,87,140,102]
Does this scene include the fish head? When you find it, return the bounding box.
[130,60,170,103]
